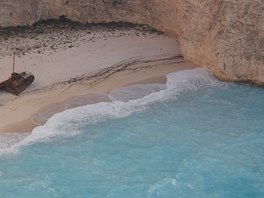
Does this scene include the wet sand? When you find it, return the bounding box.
[0,21,199,133]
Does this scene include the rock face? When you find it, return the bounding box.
[0,0,263,85]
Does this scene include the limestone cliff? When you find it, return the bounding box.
[0,0,263,85]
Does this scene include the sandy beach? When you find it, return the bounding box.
[0,22,198,133]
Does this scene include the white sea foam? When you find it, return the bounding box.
[148,178,177,195]
[0,133,30,154]
[109,83,167,102]
[0,68,221,155]
[148,177,195,197]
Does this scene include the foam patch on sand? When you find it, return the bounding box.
[0,68,222,155]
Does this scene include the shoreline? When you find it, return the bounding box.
[1,61,198,133]
[0,23,199,133]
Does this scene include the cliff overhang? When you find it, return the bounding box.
[0,0,263,85]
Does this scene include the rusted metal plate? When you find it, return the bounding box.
[0,72,34,95]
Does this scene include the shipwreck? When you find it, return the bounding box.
[0,52,34,96]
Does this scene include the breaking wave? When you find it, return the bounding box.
[0,68,221,155]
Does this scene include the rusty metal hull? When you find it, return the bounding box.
[0,72,34,95]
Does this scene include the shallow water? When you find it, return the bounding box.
[0,68,263,197]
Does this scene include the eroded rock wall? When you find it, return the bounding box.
[0,0,263,85]
[180,0,264,85]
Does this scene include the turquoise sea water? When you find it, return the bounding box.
[0,68,264,197]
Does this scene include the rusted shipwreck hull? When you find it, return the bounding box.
[0,72,34,95]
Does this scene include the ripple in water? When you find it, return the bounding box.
[0,68,263,197]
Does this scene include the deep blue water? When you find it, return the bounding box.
[0,69,263,197]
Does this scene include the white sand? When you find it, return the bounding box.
[0,25,198,132]
[0,28,180,92]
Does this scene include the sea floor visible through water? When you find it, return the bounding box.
[0,68,263,197]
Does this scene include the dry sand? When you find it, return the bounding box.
[0,22,198,133]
